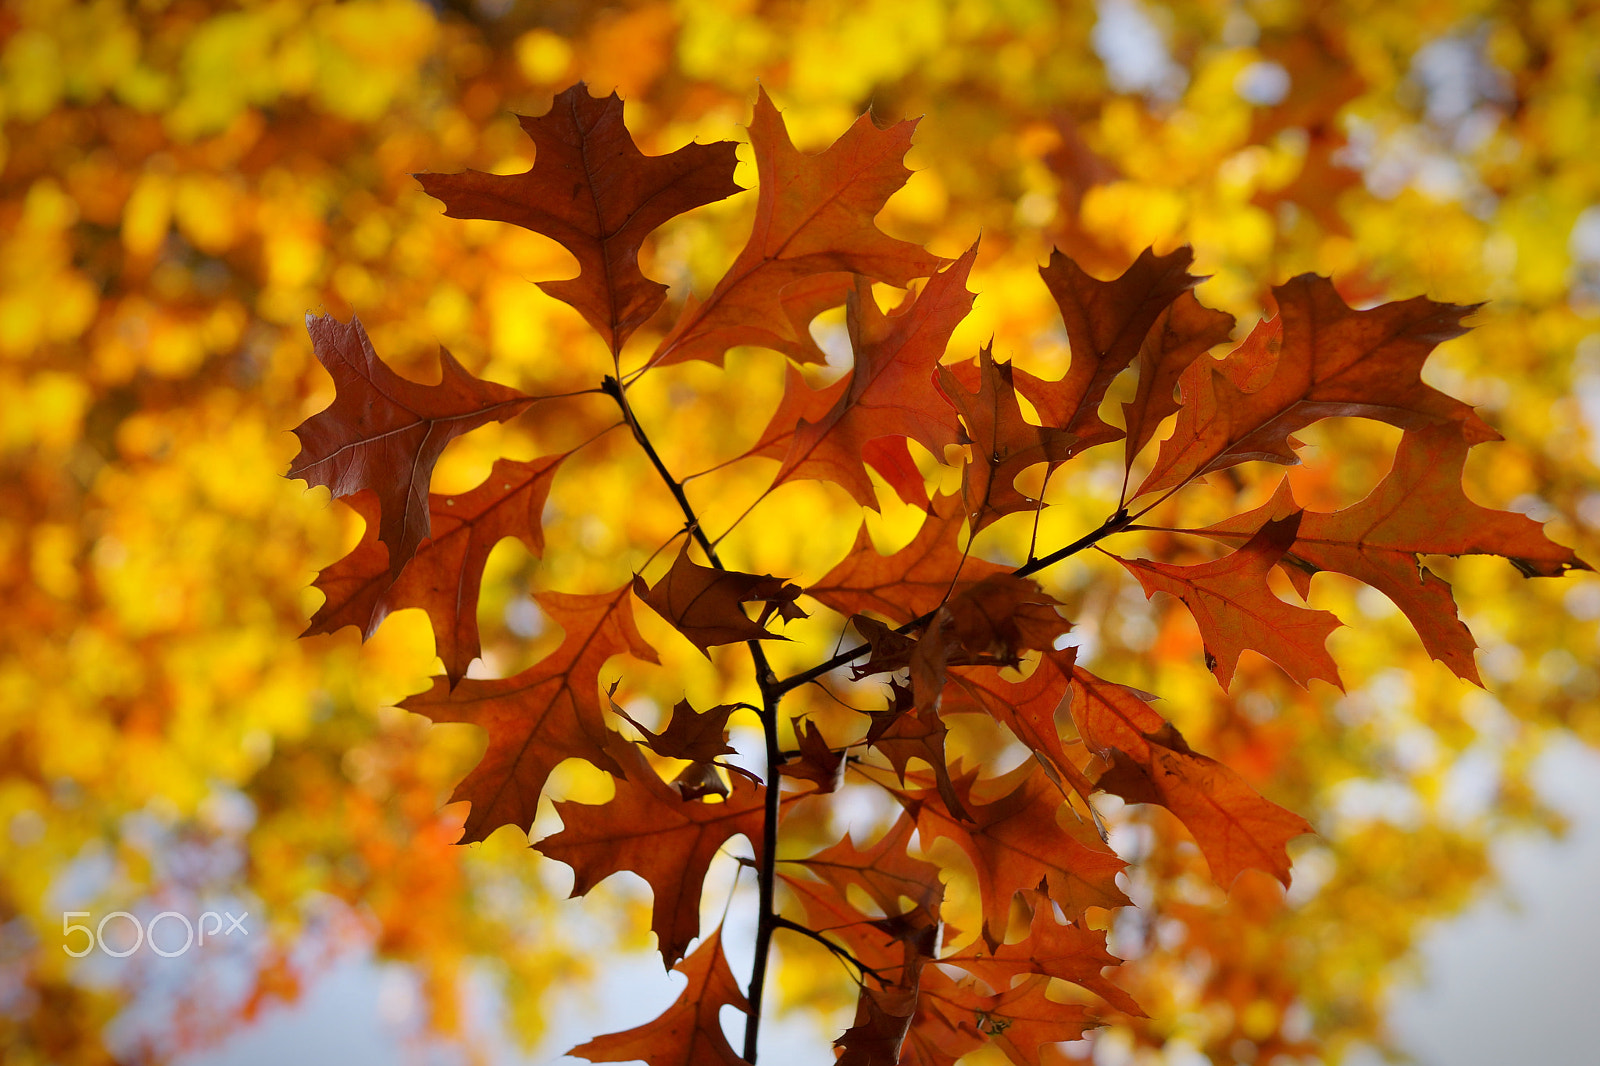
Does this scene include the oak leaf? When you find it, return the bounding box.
[538,741,765,965]
[795,814,944,921]
[1111,512,1343,690]
[653,88,943,367]
[942,890,1141,1016]
[570,924,750,1066]
[1023,245,1204,457]
[808,490,1008,624]
[1137,275,1498,496]
[1068,667,1312,888]
[400,584,657,844]
[936,344,1076,530]
[909,763,1128,948]
[633,546,805,653]
[1120,290,1237,467]
[942,650,1099,801]
[288,314,532,576]
[416,83,741,353]
[1192,423,1591,683]
[752,246,977,509]
[304,455,564,686]
[779,717,846,793]
[609,690,739,762]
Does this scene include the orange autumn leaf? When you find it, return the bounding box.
[652,87,943,367]
[400,584,657,844]
[417,83,741,353]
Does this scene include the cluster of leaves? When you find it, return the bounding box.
[289,83,1587,1065]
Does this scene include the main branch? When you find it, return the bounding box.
[600,376,783,1064]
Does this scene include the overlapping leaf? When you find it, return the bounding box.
[936,345,1076,530]
[653,87,943,366]
[809,490,1007,623]
[750,245,977,509]
[305,455,564,686]
[288,314,532,575]
[1191,423,1591,683]
[538,741,765,966]
[400,584,657,844]
[1112,513,1344,690]
[634,546,805,652]
[1021,245,1204,456]
[1137,274,1499,496]
[1068,667,1312,888]
[909,763,1128,948]
[416,83,741,352]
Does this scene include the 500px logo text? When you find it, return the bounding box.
[62,910,249,957]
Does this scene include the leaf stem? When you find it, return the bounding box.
[600,375,783,1064]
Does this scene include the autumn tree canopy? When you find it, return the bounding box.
[3,2,1598,1065]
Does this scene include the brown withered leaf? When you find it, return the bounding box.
[653,87,944,366]
[809,490,1007,624]
[538,741,765,966]
[288,314,531,576]
[609,690,739,762]
[1112,512,1343,690]
[780,717,846,793]
[416,83,741,353]
[1068,666,1313,888]
[1191,423,1591,683]
[909,762,1128,948]
[1137,275,1499,496]
[305,455,564,686]
[943,575,1072,666]
[634,546,805,653]
[751,247,977,510]
[401,585,657,844]
[1022,245,1203,454]
[570,924,750,1066]
[937,345,1076,530]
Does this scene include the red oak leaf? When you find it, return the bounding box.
[1121,290,1237,467]
[608,692,739,762]
[653,88,944,367]
[1192,423,1592,683]
[936,344,1076,530]
[1137,275,1499,496]
[1111,512,1343,690]
[752,246,977,509]
[570,923,750,1066]
[537,741,766,965]
[779,717,846,793]
[416,83,741,352]
[304,454,564,686]
[1021,245,1204,455]
[808,490,1008,624]
[1067,667,1313,888]
[942,650,1099,801]
[400,584,658,844]
[633,546,805,653]
[909,762,1128,947]
[288,314,532,576]
[796,814,944,921]
[943,890,1141,1016]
